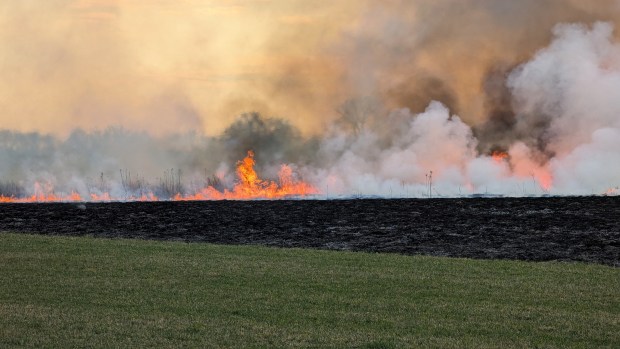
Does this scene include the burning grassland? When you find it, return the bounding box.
[1,21,620,201]
[0,151,317,202]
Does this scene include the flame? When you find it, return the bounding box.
[134,193,159,202]
[0,150,563,201]
[491,151,509,163]
[536,171,553,192]
[176,151,318,200]
[0,196,15,203]
[278,164,315,197]
[0,182,84,203]
[235,150,265,197]
[90,193,111,201]
[0,151,316,203]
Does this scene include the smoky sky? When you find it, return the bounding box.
[1,0,619,137]
[1,1,620,197]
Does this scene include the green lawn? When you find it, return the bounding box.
[0,233,618,348]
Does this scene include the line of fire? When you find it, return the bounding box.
[0,151,318,203]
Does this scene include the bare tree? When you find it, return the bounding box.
[336,96,381,135]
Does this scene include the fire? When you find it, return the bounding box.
[90,193,111,201]
[535,171,553,192]
[278,164,315,197]
[0,149,565,201]
[0,182,84,203]
[491,151,509,163]
[235,150,264,197]
[176,151,317,200]
[0,151,316,203]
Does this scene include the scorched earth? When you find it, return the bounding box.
[0,197,618,266]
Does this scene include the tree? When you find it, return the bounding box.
[335,96,381,135]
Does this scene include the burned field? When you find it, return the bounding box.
[0,196,618,266]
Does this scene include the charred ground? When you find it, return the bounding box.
[0,197,618,266]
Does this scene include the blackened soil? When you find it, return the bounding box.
[0,197,618,266]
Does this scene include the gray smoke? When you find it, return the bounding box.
[2,1,620,199]
[340,0,620,130]
[306,21,620,197]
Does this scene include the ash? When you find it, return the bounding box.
[0,197,618,266]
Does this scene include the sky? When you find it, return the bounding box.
[0,0,363,136]
[1,0,619,137]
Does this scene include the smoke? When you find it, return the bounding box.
[510,22,620,194]
[1,1,620,198]
[219,113,317,169]
[306,102,478,197]
[0,128,222,198]
[307,21,620,197]
[3,1,618,137]
[340,1,620,126]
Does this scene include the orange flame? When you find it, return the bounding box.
[90,193,111,201]
[0,182,83,203]
[536,171,553,192]
[491,151,509,164]
[0,151,316,203]
[177,151,317,200]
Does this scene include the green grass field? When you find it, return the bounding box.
[0,233,618,348]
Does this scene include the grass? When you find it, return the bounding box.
[0,233,618,348]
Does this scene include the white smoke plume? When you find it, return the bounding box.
[308,22,620,197]
[510,22,620,195]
